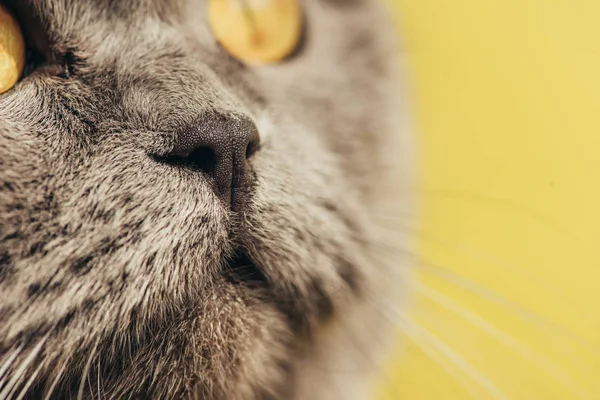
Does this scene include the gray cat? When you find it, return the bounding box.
[0,0,412,398]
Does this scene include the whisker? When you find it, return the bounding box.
[0,333,49,400]
[372,217,565,294]
[416,189,593,254]
[370,208,598,333]
[409,261,600,357]
[14,363,42,400]
[399,316,509,400]
[362,290,508,400]
[368,187,594,254]
[0,346,23,389]
[43,359,68,400]
[367,238,600,358]
[413,281,594,399]
[97,358,102,400]
[399,321,493,400]
[352,284,491,399]
[78,337,101,400]
[419,227,562,291]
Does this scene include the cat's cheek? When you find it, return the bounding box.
[254,111,277,143]
[238,128,369,331]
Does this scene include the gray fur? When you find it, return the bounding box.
[0,0,410,398]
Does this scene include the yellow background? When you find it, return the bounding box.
[379,0,600,399]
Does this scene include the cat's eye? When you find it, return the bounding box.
[0,4,25,94]
[208,0,303,65]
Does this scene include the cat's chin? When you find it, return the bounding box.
[20,278,296,399]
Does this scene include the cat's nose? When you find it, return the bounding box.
[169,113,260,210]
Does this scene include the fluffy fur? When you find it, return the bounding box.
[0,0,411,398]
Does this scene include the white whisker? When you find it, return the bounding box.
[15,363,42,400]
[369,241,600,358]
[414,282,594,399]
[43,359,68,400]
[97,358,102,400]
[78,337,101,400]
[0,333,49,400]
[372,213,595,324]
[0,346,22,390]
[400,321,492,400]
[411,262,600,357]
[399,317,509,400]
[361,289,506,400]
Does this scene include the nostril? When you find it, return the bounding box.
[188,146,217,175]
[153,146,218,176]
[245,139,260,160]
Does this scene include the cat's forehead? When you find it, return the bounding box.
[10,0,195,53]
[7,0,372,81]
[10,0,363,36]
[13,0,186,24]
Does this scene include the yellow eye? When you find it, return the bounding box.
[208,0,302,65]
[0,4,25,94]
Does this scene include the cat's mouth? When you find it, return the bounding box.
[224,250,269,288]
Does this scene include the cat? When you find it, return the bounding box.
[0,0,412,398]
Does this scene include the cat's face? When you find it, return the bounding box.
[0,0,400,398]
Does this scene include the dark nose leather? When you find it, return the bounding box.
[169,113,260,210]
